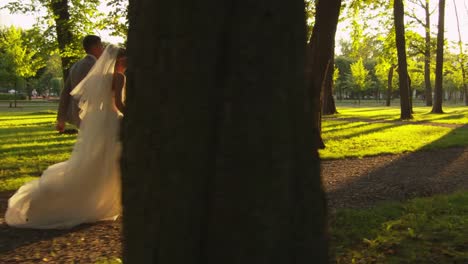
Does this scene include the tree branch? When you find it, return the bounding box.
[406,11,426,26]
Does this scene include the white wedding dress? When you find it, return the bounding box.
[5,45,123,229]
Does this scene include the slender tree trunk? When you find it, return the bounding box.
[424,0,433,106]
[322,48,338,115]
[122,0,328,263]
[394,0,413,119]
[452,0,468,106]
[49,0,73,78]
[307,0,342,148]
[432,0,445,113]
[408,76,413,112]
[465,85,468,106]
[386,64,396,106]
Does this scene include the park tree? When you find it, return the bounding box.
[334,55,354,100]
[36,54,64,96]
[407,0,435,106]
[375,59,394,105]
[452,0,468,106]
[2,0,125,76]
[373,23,398,107]
[0,26,45,104]
[358,0,398,107]
[307,0,342,117]
[432,0,445,113]
[394,0,413,119]
[307,0,342,144]
[444,54,464,102]
[321,41,339,115]
[122,0,331,263]
[350,58,369,104]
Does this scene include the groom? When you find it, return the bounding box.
[56,35,104,132]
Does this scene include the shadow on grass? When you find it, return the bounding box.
[0,143,74,157]
[322,121,372,134]
[330,123,399,140]
[0,134,75,148]
[326,125,468,210]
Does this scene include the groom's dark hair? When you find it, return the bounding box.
[83,35,102,53]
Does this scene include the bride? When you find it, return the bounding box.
[5,44,127,229]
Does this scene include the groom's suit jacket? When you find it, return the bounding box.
[57,54,97,127]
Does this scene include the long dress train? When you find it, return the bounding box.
[5,45,122,229]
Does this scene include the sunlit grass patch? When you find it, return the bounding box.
[332,106,468,124]
[320,122,459,159]
[0,176,38,192]
[321,106,468,159]
[333,107,402,120]
[415,106,468,125]
[331,192,468,263]
[0,111,75,192]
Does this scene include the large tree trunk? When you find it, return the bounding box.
[49,0,74,78]
[386,64,396,107]
[394,0,413,119]
[122,0,328,263]
[307,0,342,147]
[321,43,338,115]
[432,0,445,113]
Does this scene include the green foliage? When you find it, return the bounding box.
[35,55,64,96]
[101,0,129,39]
[305,0,316,40]
[2,0,129,69]
[350,58,369,93]
[0,26,45,80]
[0,93,27,100]
[332,191,468,263]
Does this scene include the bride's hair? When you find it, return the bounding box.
[117,48,126,58]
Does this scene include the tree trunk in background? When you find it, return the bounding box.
[432,0,445,113]
[424,0,433,106]
[386,64,396,107]
[322,47,338,115]
[49,0,74,78]
[408,76,413,112]
[122,0,328,263]
[307,0,342,148]
[394,0,413,119]
[452,0,468,106]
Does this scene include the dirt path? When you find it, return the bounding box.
[1,147,467,263]
[323,146,468,210]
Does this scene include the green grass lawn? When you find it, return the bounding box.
[1,105,467,190]
[332,192,468,263]
[1,104,467,263]
[0,104,75,192]
[320,106,468,159]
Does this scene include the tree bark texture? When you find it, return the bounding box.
[432,0,445,113]
[306,0,342,147]
[322,48,338,115]
[394,0,413,119]
[424,0,433,106]
[122,0,328,263]
[452,0,468,106]
[49,0,74,78]
[386,64,396,107]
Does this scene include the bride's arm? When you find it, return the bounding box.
[112,73,125,113]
